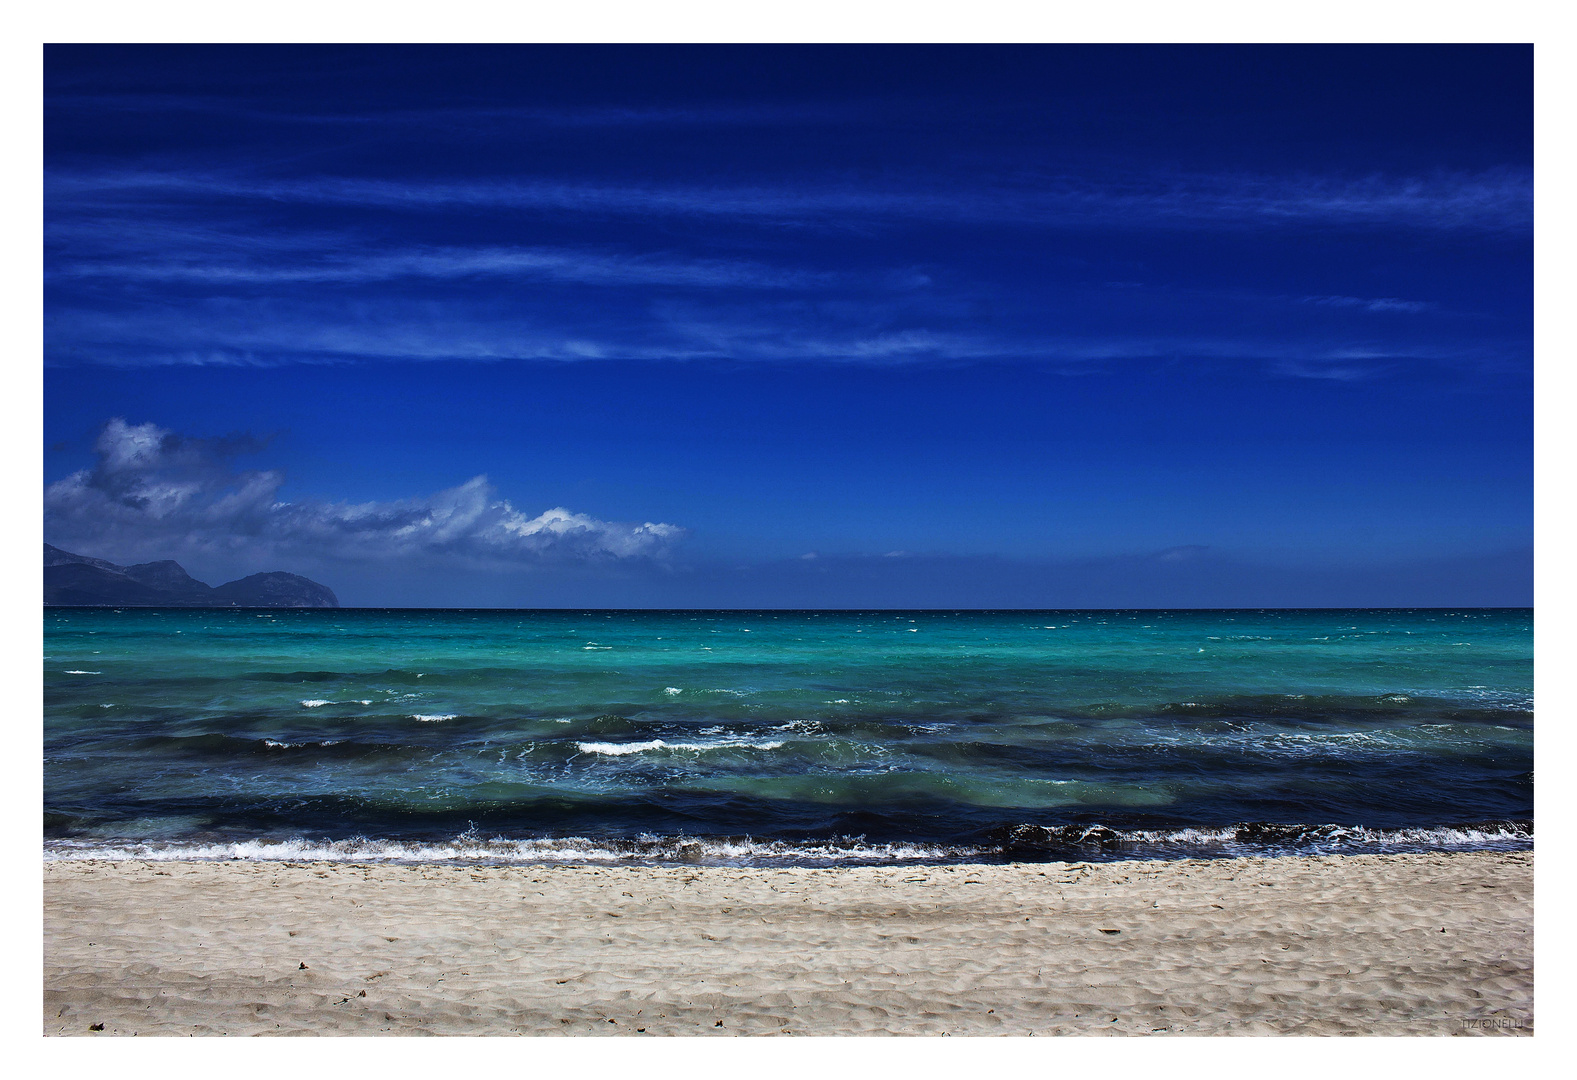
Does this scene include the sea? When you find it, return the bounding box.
[43,608,1533,866]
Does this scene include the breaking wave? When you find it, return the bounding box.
[42,820,1531,867]
[575,737,787,756]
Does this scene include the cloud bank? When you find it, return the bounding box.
[44,419,685,571]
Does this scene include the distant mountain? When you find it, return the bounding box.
[44,544,338,608]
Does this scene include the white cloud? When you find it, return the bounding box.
[44,419,685,568]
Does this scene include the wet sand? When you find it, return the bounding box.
[43,850,1532,1036]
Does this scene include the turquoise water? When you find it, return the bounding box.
[44,608,1532,863]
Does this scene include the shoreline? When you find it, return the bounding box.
[45,849,1532,1036]
[38,820,1537,868]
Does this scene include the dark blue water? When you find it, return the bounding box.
[43,608,1532,864]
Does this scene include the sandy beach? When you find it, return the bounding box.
[43,850,1531,1036]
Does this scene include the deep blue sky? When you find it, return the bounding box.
[43,45,1532,607]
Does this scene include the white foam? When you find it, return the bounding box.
[39,821,1531,867]
[411,713,458,722]
[64,670,101,675]
[299,699,333,708]
[1029,822,1534,852]
[575,737,786,756]
[664,687,683,695]
[576,739,674,756]
[776,719,826,734]
[42,833,968,866]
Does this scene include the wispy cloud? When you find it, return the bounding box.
[1303,295,1434,314]
[43,164,1528,375]
[47,166,1532,233]
[50,241,833,290]
[44,419,686,568]
[44,294,1508,377]
[1269,360,1390,381]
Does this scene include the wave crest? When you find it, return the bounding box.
[575,737,786,756]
